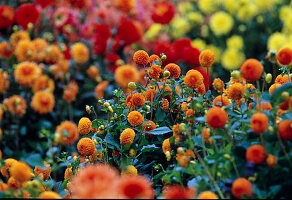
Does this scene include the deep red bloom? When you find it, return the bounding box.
[181,46,200,66]
[0,5,14,29]
[15,4,40,29]
[151,1,175,25]
[153,41,177,64]
[172,38,192,59]
[35,0,57,8]
[94,23,111,40]
[116,18,142,45]
[105,52,119,72]
[193,67,211,91]
[93,36,108,55]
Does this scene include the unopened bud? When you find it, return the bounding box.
[161,54,167,60]
[179,123,186,132]
[265,73,272,83]
[281,91,290,101]
[128,82,136,91]
[165,151,171,161]
[164,70,170,78]
[224,154,231,160]
[231,70,241,79]
[99,125,105,130]
[103,102,110,108]
[108,106,113,113]
[86,105,91,114]
[129,149,135,157]
[177,147,185,155]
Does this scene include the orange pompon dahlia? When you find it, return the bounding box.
[143,120,156,135]
[250,113,269,134]
[266,154,277,168]
[127,111,143,126]
[116,174,154,199]
[256,102,272,111]
[114,0,135,12]
[87,65,99,79]
[197,191,218,199]
[77,138,95,156]
[186,109,195,124]
[132,93,146,108]
[246,144,266,164]
[38,191,61,199]
[15,40,37,62]
[78,117,92,135]
[10,161,32,182]
[278,120,292,141]
[213,95,230,108]
[95,81,109,99]
[115,65,139,88]
[4,95,27,116]
[63,81,79,103]
[1,158,17,177]
[32,75,55,93]
[14,62,40,87]
[199,49,215,67]
[275,74,290,85]
[149,54,161,66]
[71,42,89,64]
[121,165,137,176]
[162,138,171,154]
[120,128,136,145]
[10,30,30,47]
[184,70,204,89]
[240,59,263,82]
[180,102,189,112]
[148,65,162,79]
[32,38,48,62]
[206,107,228,129]
[71,164,119,199]
[45,45,63,64]
[31,91,55,114]
[213,78,224,93]
[0,71,9,94]
[144,89,157,101]
[164,63,181,79]
[161,98,169,111]
[232,178,252,199]
[133,50,149,66]
[163,185,195,199]
[227,83,245,100]
[268,83,281,95]
[56,121,79,145]
[277,47,292,65]
[202,127,212,144]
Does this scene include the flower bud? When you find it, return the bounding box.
[163,70,170,78]
[223,154,231,160]
[165,151,171,161]
[99,125,105,130]
[129,149,135,157]
[265,73,272,83]
[128,82,136,91]
[231,70,241,79]
[161,54,167,60]
[268,126,274,133]
[86,105,91,114]
[281,91,290,101]
[103,102,110,108]
[179,123,186,132]
[177,147,185,155]
[108,106,113,113]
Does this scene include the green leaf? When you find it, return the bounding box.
[147,127,172,135]
[21,153,44,167]
[141,144,159,153]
